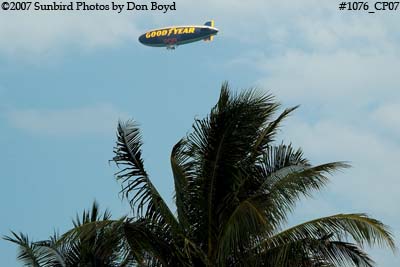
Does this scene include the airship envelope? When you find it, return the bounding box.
[138,20,219,49]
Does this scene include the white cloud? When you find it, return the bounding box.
[4,104,128,136]
[0,1,140,60]
[252,49,399,111]
[372,103,400,137]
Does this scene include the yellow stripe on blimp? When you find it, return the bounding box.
[145,27,195,38]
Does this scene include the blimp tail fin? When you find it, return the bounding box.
[204,20,215,27]
[204,20,215,41]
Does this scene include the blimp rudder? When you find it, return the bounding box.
[204,20,215,27]
[203,20,216,41]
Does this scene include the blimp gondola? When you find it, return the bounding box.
[138,20,218,50]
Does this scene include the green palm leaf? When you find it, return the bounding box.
[3,232,64,267]
[113,120,178,230]
[266,213,395,250]
[259,238,375,267]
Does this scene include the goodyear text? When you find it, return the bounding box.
[145,27,195,38]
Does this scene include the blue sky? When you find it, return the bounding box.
[1,1,399,266]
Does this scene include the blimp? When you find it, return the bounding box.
[138,20,218,49]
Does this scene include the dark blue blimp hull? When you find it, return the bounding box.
[138,26,218,47]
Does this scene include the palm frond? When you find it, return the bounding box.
[216,199,269,265]
[113,120,178,230]
[58,218,130,266]
[250,106,299,161]
[185,83,281,259]
[258,237,375,267]
[3,232,63,267]
[266,213,395,251]
[311,240,375,267]
[124,219,193,266]
[261,161,350,228]
[72,200,111,227]
[225,144,350,235]
[227,144,313,225]
[171,139,193,230]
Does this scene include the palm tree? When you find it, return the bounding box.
[111,83,395,266]
[4,202,132,267]
[6,82,395,266]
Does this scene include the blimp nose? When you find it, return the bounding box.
[138,34,147,44]
[211,27,219,35]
